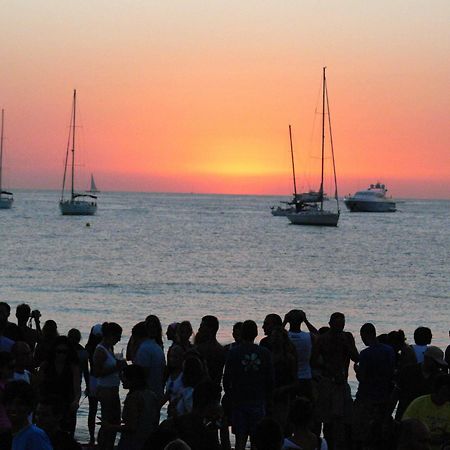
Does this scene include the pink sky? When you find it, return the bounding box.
[1,1,449,198]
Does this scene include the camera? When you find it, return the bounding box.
[31,310,41,320]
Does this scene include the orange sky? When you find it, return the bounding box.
[1,1,449,198]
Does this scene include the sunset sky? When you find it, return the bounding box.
[1,1,449,198]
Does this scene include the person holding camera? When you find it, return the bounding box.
[16,303,42,351]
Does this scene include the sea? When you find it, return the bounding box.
[1,190,449,441]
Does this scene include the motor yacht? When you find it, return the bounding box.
[344,183,396,212]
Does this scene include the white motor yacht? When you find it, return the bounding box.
[344,183,396,212]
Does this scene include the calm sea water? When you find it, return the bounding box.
[1,190,449,440]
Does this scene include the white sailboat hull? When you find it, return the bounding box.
[60,200,97,216]
[287,210,340,227]
[0,196,13,209]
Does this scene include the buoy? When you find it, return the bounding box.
[86,222,90,227]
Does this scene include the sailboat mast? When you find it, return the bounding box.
[71,90,76,200]
[320,67,326,211]
[289,125,298,198]
[0,109,4,192]
[325,81,340,212]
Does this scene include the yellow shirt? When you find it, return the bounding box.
[403,394,450,450]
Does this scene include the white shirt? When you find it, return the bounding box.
[288,331,312,379]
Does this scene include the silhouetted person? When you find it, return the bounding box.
[403,374,450,449]
[85,323,103,446]
[133,316,166,402]
[412,327,433,364]
[283,309,317,400]
[4,381,53,450]
[283,397,327,449]
[194,315,226,387]
[223,320,273,450]
[93,322,126,450]
[314,312,358,450]
[260,314,282,350]
[353,323,395,450]
[16,303,42,351]
[0,302,21,342]
[391,346,448,420]
[36,336,81,436]
[35,397,82,450]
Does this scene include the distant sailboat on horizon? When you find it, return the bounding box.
[88,174,100,194]
[0,109,14,209]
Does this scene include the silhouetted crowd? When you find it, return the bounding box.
[0,301,449,450]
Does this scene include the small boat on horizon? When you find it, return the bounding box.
[87,173,100,194]
[59,90,97,216]
[344,183,396,212]
[0,109,13,209]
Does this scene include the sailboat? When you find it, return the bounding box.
[287,67,340,226]
[0,109,14,209]
[87,174,100,194]
[271,125,324,216]
[59,90,97,216]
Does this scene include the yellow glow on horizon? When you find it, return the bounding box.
[189,139,287,176]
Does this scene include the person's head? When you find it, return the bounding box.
[35,397,64,433]
[101,322,123,345]
[132,321,148,340]
[423,346,448,372]
[378,333,389,345]
[200,315,219,337]
[397,418,431,450]
[318,326,330,335]
[232,322,243,343]
[0,351,15,381]
[283,309,305,330]
[388,330,405,352]
[288,397,314,430]
[121,364,147,390]
[177,321,193,344]
[166,323,179,342]
[15,304,31,323]
[182,356,205,388]
[414,327,432,346]
[49,336,78,365]
[164,439,192,450]
[262,314,282,336]
[241,320,258,343]
[4,381,35,430]
[0,302,11,319]
[42,320,58,340]
[11,341,32,371]
[329,312,345,332]
[253,417,283,450]
[67,328,82,345]
[145,315,163,346]
[360,322,377,346]
[431,374,450,405]
[85,324,103,355]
